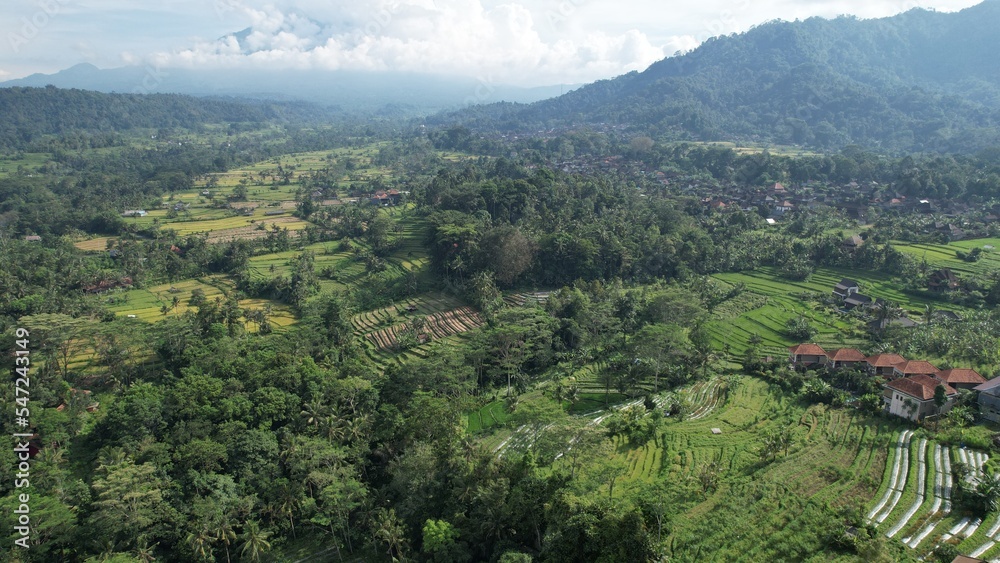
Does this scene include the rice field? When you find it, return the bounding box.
[104,275,295,330]
[893,238,1000,278]
[707,264,971,357]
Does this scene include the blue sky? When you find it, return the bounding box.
[0,0,984,86]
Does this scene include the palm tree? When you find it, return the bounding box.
[186,528,214,561]
[213,520,236,563]
[375,508,407,562]
[238,521,272,563]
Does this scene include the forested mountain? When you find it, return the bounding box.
[0,87,337,149]
[0,65,572,116]
[431,1,1000,153]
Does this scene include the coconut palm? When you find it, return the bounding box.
[238,521,272,563]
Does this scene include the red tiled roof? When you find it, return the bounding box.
[937,368,986,385]
[887,375,956,401]
[789,343,827,356]
[894,360,939,375]
[866,353,906,367]
[829,348,866,362]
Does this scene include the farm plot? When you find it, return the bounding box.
[904,445,953,549]
[886,438,929,538]
[350,292,468,334]
[894,239,1000,278]
[867,430,914,525]
[365,306,485,351]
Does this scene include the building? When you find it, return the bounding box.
[842,235,864,250]
[892,360,939,378]
[936,368,986,391]
[843,294,874,310]
[23,235,41,242]
[832,279,860,300]
[789,343,827,367]
[884,375,957,421]
[122,209,148,217]
[866,353,907,377]
[827,348,867,370]
[975,378,1000,423]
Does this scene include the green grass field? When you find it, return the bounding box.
[708,264,979,358]
[894,238,1000,278]
[595,378,905,561]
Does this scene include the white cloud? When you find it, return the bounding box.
[147,0,666,85]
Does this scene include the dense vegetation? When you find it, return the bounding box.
[431,2,1000,153]
[5,27,1000,558]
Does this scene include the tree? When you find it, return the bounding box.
[973,472,1000,514]
[90,461,168,549]
[238,521,272,563]
[374,508,408,562]
[934,384,948,414]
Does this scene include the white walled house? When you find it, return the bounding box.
[884,375,957,422]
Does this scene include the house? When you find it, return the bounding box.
[869,316,918,331]
[23,235,41,242]
[866,353,907,376]
[892,360,939,378]
[789,343,828,367]
[827,348,866,370]
[122,209,148,217]
[933,310,963,322]
[884,375,957,421]
[936,368,986,390]
[928,269,960,292]
[843,294,874,310]
[832,279,860,300]
[951,554,986,563]
[975,378,1000,423]
[842,235,864,250]
[773,201,795,215]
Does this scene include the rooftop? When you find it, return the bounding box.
[887,375,956,401]
[867,353,907,367]
[894,360,939,375]
[828,348,866,362]
[937,368,986,386]
[789,343,827,357]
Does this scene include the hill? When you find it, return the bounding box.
[0,86,337,149]
[430,1,1000,153]
[0,65,574,117]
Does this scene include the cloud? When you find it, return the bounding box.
[148,0,666,85]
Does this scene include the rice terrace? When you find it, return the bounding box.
[11,13,1000,559]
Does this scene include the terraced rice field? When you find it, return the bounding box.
[73,237,115,251]
[709,264,961,356]
[894,238,1000,278]
[860,430,997,559]
[105,276,295,330]
[365,306,485,350]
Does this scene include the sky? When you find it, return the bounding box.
[0,0,985,86]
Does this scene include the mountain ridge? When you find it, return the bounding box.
[429,2,1000,153]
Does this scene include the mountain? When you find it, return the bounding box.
[0,86,338,149]
[429,1,1000,153]
[0,64,575,116]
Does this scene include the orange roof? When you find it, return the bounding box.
[866,353,906,367]
[937,368,986,385]
[887,375,956,401]
[894,360,939,375]
[789,343,827,356]
[828,348,866,362]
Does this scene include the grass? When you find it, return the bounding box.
[707,263,985,358]
[467,399,511,433]
[104,275,295,330]
[893,238,1000,278]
